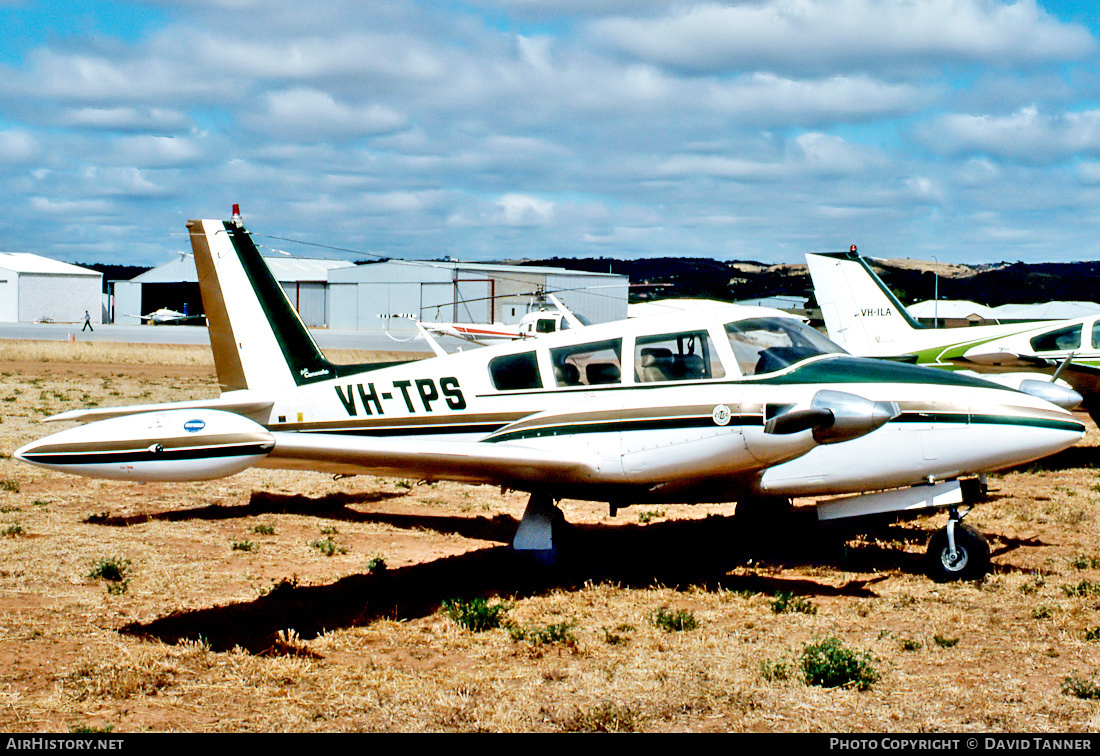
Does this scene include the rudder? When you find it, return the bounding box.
[187,217,338,392]
[806,251,924,356]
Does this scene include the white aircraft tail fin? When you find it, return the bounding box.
[805,251,925,356]
[187,216,394,393]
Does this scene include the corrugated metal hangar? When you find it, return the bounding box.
[112,255,354,327]
[0,253,102,324]
[112,255,629,331]
[327,260,629,332]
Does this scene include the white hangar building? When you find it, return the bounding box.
[112,254,355,327]
[327,260,629,332]
[0,253,102,324]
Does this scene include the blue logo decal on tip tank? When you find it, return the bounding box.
[184,419,206,433]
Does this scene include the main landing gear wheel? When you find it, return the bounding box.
[926,522,990,582]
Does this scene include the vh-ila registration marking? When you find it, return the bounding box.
[334,377,467,416]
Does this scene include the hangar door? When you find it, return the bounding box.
[140,283,204,320]
[419,280,493,324]
[281,282,328,327]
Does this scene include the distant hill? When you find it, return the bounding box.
[522,256,811,303]
[82,254,1100,309]
[521,256,1100,308]
[868,260,1100,308]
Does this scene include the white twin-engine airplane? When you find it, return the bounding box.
[806,249,1100,423]
[14,215,1088,582]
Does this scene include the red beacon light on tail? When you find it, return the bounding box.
[231,204,243,227]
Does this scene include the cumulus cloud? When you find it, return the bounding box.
[28,196,116,216]
[587,0,1096,74]
[793,132,883,175]
[61,107,190,133]
[706,74,928,124]
[0,1,1098,265]
[248,88,408,140]
[82,167,171,198]
[112,135,205,167]
[904,176,947,205]
[4,49,216,104]
[0,130,40,163]
[495,193,555,225]
[922,106,1100,163]
[185,31,449,83]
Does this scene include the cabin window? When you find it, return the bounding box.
[1091,321,1100,349]
[489,351,543,391]
[1031,324,1081,353]
[550,339,623,387]
[725,318,844,376]
[535,318,557,333]
[635,330,725,382]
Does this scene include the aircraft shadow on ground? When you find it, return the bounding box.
[84,490,413,528]
[116,497,966,654]
[1006,444,1100,473]
[87,490,521,543]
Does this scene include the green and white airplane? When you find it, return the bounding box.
[806,249,1100,424]
[14,214,1088,581]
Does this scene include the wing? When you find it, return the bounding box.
[1059,362,1100,403]
[951,352,1100,419]
[259,431,600,486]
[950,351,1051,369]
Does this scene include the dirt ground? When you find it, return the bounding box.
[3,352,1100,732]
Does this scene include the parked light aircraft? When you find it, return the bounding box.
[806,249,1100,422]
[14,215,1088,581]
[127,308,206,325]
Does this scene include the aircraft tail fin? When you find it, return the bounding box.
[187,215,345,392]
[805,251,924,356]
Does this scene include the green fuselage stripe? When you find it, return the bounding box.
[967,415,1085,433]
[486,415,760,443]
[483,410,1083,444]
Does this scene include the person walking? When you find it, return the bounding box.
[82,310,93,332]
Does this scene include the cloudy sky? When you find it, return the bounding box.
[2,0,1099,266]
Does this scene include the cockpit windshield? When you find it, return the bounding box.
[725,318,846,376]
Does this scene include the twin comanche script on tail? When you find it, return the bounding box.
[15,212,1088,581]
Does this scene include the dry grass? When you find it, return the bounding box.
[0,340,423,367]
[2,344,1100,732]
[0,340,216,367]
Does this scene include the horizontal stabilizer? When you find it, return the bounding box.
[45,396,274,424]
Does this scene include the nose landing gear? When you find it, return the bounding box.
[926,506,990,582]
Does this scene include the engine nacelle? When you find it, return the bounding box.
[15,409,274,482]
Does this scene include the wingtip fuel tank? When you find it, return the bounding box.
[15,409,274,482]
